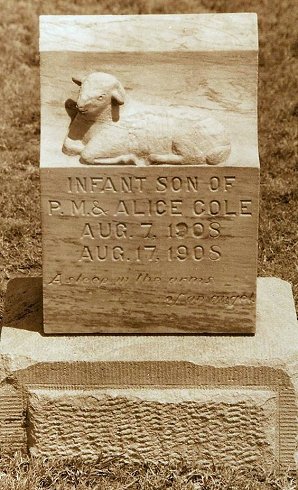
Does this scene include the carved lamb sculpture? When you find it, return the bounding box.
[63,72,231,165]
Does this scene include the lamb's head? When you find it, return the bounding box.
[72,72,125,118]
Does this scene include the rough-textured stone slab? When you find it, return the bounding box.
[1,277,297,469]
[28,388,277,464]
[0,384,26,453]
[40,14,259,334]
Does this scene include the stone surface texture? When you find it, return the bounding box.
[1,277,297,470]
[28,388,277,464]
[40,14,258,53]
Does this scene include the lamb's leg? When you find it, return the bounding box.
[148,153,184,165]
[81,152,138,165]
[62,137,85,156]
[93,154,138,165]
[206,145,231,165]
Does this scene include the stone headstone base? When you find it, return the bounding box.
[1,277,297,470]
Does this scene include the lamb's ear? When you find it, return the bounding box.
[111,81,125,105]
[72,76,83,86]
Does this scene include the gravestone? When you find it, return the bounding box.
[40,14,259,334]
[0,13,297,471]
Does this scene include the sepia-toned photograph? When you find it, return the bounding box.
[0,0,297,488]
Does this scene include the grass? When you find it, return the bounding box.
[0,453,295,490]
[0,0,297,488]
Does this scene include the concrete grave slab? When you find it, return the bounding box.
[1,276,297,469]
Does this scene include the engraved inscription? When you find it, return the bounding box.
[166,292,255,308]
[46,174,253,265]
[67,176,146,193]
[48,272,214,289]
[44,167,257,324]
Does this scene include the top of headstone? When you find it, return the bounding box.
[39,13,259,168]
[40,13,258,53]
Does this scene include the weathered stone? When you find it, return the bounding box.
[40,14,259,334]
[1,277,297,469]
[28,388,278,464]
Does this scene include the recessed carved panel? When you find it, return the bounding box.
[63,72,231,166]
